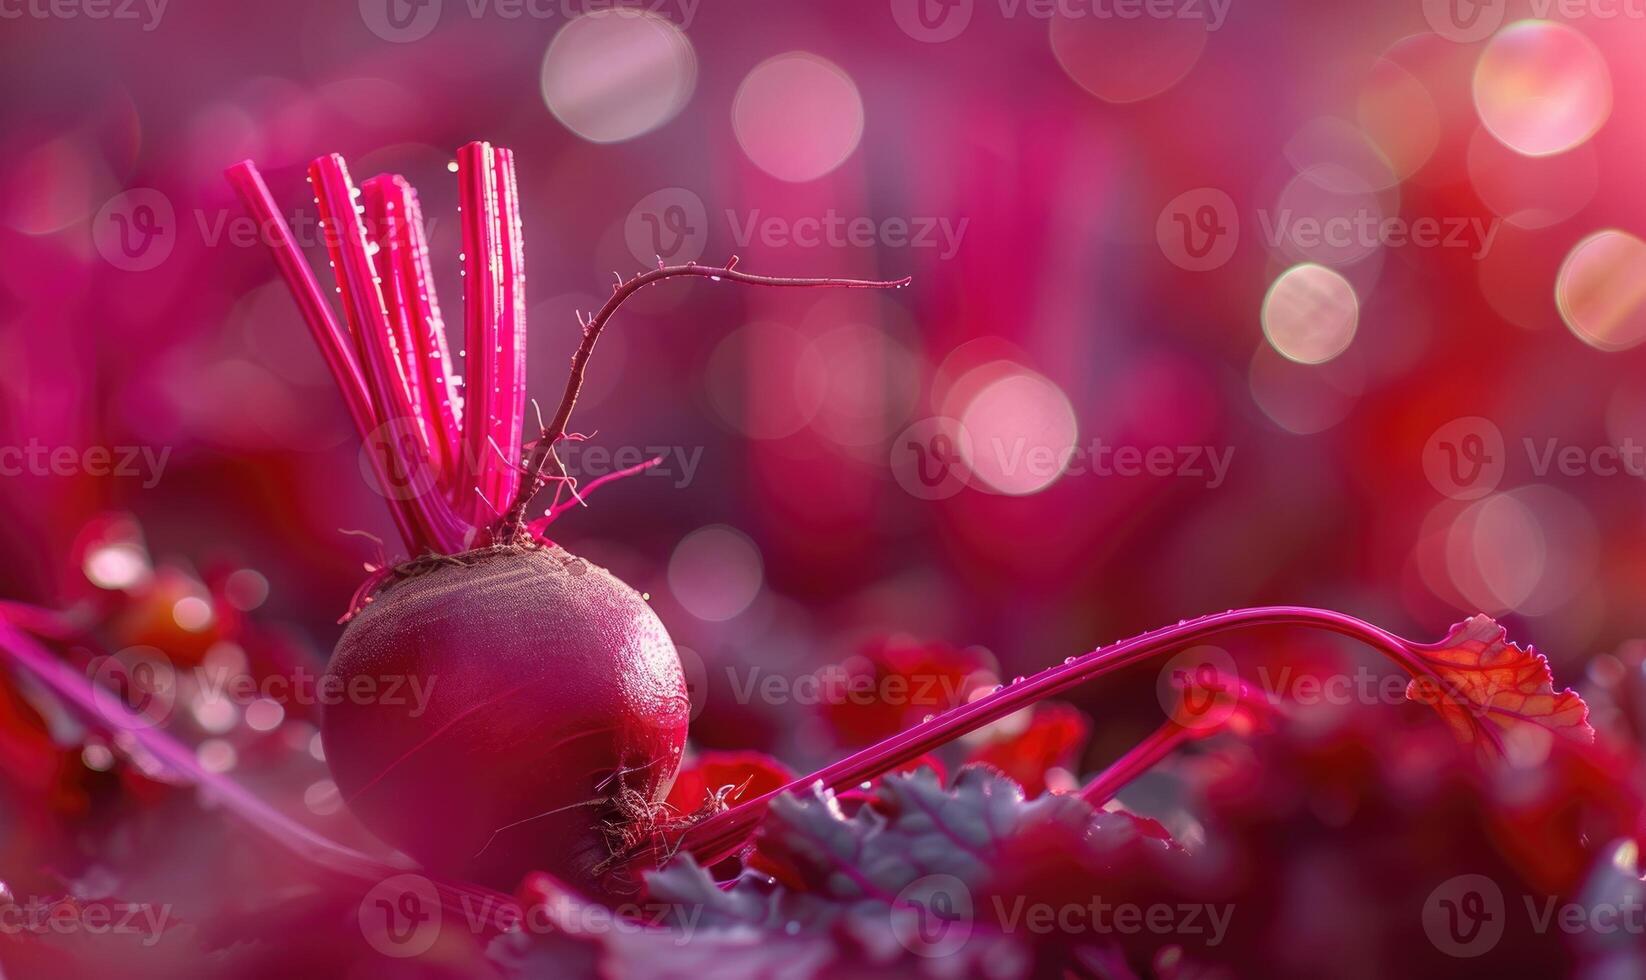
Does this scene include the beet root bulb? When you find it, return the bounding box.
[319,545,689,895]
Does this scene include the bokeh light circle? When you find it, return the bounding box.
[1270,170,1386,268]
[956,366,1078,496]
[1048,7,1209,104]
[1358,57,1441,180]
[1247,344,1364,435]
[705,321,827,440]
[1442,486,1596,617]
[541,11,698,144]
[1556,231,1646,351]
[806,324,923,448]
[1261,264,1359,364]
[1473,20,1611,157]
[733,53,864,182]
[668,525,764,622]
[1466,126,1596,230]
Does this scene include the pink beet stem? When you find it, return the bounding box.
[455,141,511,527]
[225,160,422,552]
[0,618,521,930]
[490,147,528,513]
[309,154,472,554]
[361,176,435,460]
[1078,721,1190,807]
[662,606,1457,871]
[384,175,465,486]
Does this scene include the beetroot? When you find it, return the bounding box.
[323,545,686,892]
[225,142,908,895]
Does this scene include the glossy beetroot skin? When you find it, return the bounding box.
[322,545,688,892]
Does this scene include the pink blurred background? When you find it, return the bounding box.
[2,0,1645,776]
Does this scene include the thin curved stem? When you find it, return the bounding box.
[498,261,911,537]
